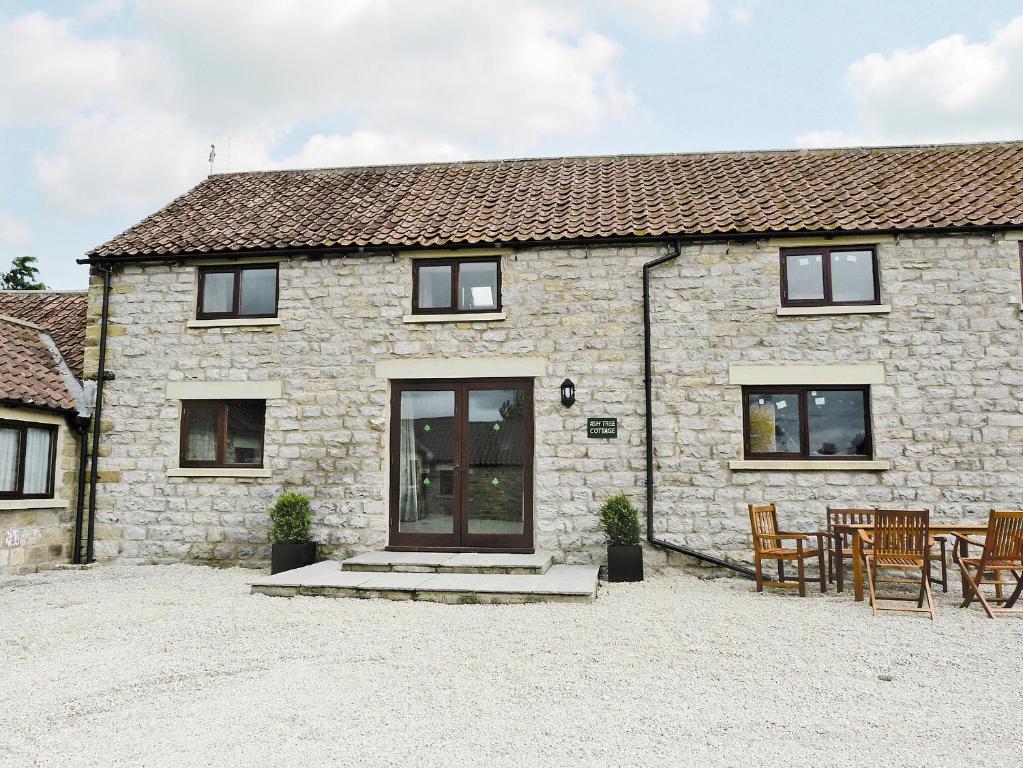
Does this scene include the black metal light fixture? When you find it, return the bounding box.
[560,378,576,408]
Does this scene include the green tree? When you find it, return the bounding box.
[1,256,46,290]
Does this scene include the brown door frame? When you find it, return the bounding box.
[388,377,534,553]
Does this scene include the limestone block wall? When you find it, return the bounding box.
[0,406,81,575]
[86,232,1023,568]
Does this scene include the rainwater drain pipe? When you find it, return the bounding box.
[643,241,755,579]
[85,263,113,564]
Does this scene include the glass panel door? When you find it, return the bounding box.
[464,387,529,544]
[389,379,533,550]
[392,387,459,547]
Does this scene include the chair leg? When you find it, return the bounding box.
[817,545,826,594]
[827,546,834,584]
[938,538,948,593]
[754,555,763,593]
[922,568,936,622]
[836,548,845,593]
[797,555,806,597]
[1005,570,1023,608]
[778,560,785,582]
[865,559,878,616]
[964,563,996,619]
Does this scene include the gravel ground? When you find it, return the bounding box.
[1,564,1019,768]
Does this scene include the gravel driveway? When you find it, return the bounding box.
[1,564,1019,768]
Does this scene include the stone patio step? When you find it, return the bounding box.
[249,561,598,604]
[339,550,554,575]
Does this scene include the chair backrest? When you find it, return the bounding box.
[748,503,779,554]
[982,510,1023,564]
[826,507,875,548]
[872,509,930,559]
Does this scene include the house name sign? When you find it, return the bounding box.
[586,417,618,439]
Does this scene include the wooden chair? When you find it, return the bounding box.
[825,507,874,592]
[952,510,1023,619]
[862,508,936,621]
[748,504,826,597]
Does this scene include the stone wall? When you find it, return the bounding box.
[0,406,81,575]
[86,232,1023,568]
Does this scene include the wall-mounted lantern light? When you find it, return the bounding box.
[560,378,576,408]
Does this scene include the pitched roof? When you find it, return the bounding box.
[0,291,88,377]
[0,319,78,413]
[89,141,1023,259]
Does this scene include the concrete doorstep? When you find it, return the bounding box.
[249,560,599,604]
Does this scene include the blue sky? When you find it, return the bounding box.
[2,1,1022,290]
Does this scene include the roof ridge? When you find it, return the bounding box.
[0,289,88,295]
[208,139,1023,178]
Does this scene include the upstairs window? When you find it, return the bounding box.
[412,258,501,314]
[180,401,266,468]
[197,265,278,319]
[780,247,879,307]
[0,420,57,499]
[742,386,873,460]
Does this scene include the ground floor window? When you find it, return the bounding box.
[0,420,57,499]
[741,385,872,460]
[179,400,266,468]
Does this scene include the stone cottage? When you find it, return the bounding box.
[0,291,90,574]
[76,141,1023,571]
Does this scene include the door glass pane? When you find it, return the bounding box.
[458,262,498,310]
[830,250,876,303]
[398,390,456,535]
[23,428,53,495]
[747,392,801,454]
[808,390,869,456]
[467,388,525,536]
[785,253,824,301]
[239,268,277,316]
[202,272,235,314]
[418,265,452,309]
[184,404,218,463]
[0,427,19,492]
[226,402,265,465]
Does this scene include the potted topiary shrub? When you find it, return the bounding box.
[269,492,316,574]
[600,493,643,582]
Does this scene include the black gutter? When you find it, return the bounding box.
[75,223,1013,267]
[71,415,91,565]
[85,264,113,563]
[643,241,756,579]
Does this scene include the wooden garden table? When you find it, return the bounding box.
[835,522,989,602]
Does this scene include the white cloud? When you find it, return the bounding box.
[797,15,1023,147]
[728,1,758,26]
[0,211,31,247]
[0,12,172,125]
[1,1,642,218]
[586,0,711,36]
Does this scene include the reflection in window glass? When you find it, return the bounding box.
[398,390,456,535]
[185,404,218,463]
[785,254,824,301]
[0,427,19,493]
[418,265,452,309]
[808,390,868,456]
[830,251,876,303]
[239,268,277,316]
[202,272,235,314]
[226,402,265,464]
[22,428,53,494]
[747,393,801,454]
[458,262,498,310]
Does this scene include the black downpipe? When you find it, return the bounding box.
[85,264,113,563]
[643,242,755,579]
[71,416,91,564]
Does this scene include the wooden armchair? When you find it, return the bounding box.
[863,509,936,621]
[952,510,1023,619]
[825,507,874,592]
[748,504,826,597]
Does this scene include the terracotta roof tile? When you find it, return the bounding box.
[0,320,77,412]
[89,142,1023,259]
[0,291,88,377]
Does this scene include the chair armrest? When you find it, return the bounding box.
[756,533,809,542]
[857,529,873,544]
[951,533,986,548]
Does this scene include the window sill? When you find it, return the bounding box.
[776,304,891,317]
[729,459,890,471]
[0,498,69,511]
[187,318,281,329]
[402,312,506,324]
[167,468,271,478]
